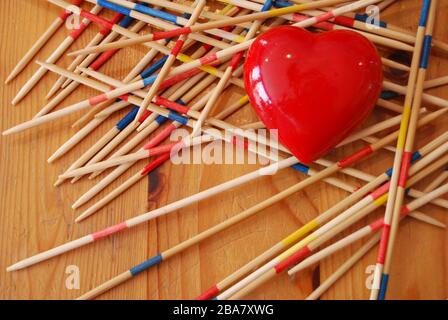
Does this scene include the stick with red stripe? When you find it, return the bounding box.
[67,0,383,99]
[76,160,447,300]
[39,11,151,120]
[7,104,445,272]
[377,0,438,300]
[49,0,234,53]
[133,0,207,124]
[45,11,125,100]
[370,0,434,300]
[289,182,448,279]
[5,0,84,84]
[68,0,358,56]
[11,4,102,105]
[189,0,273,137]
[222,153,448,300]
[70,69,238,208]
[196,132,448,300]
[226,0,413,52]
[36,17,150,121]
[2,51,236,137]
[69,42,229,182]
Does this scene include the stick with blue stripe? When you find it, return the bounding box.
[71,0,236,50]
[370,0,434,300]
[52,28,168,184]
[66,0,356,57]
[76,134,448,300]
[378,0,439,300]
[39,13,147,127]
[191,0,273,137]
[56,106,138,186]
[7,103,446,273]
[133,0,206,128]
[67,55,173,183]
[95,0,246,43]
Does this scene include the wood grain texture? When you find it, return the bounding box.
[0,0,446,300]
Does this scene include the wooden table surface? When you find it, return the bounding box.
[0,0,447,300]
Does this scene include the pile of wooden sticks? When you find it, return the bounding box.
[2,0,447,300]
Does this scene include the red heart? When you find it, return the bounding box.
[244,26,383,164]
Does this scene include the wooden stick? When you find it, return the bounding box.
[87,0,246,45]
[382,80,448,109]
[6,105,446,272]
[53,106,137,186]
[66,0,372,55]
[337,109,426,147]
[45,11,124,100]
[188,1,271,137]
[197,132,448,300]
[370,2,433,298]
[378,0,438,299]
[2,47,240,136]
[76,175,445,300]
[225,157,448,300]
[423,168,448,192]
[133,0,207,124]
[48,103,114,166]
[35,18,149,118]
[11,4,102,105]
[6,158,298,272]
[423,75,448,89]
[5,0,84,84]
[306,234,380,300]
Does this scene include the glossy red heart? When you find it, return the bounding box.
[244,26,383,164]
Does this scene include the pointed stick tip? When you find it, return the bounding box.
[66,51,78,57]
[47,151,62,163]
[72,200,83,209]
[47,156,57,164]
[70,177,80,184]
[6,263,20,272]
[2,129,13,136]
[45,90,56,100]
[5,75,13,84]
[54,179,64,187]
[74,215,85,223]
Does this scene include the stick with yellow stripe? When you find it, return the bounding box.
[68,0,351,56]
[289,183,448,281]
[223,152,448,300]
[196,134,448,300]
[76,146,448,300]
[377,0,439,300]
[370,0,435,300]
